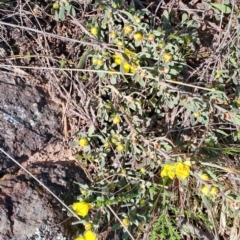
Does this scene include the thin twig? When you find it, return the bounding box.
[0,20,105,48]
[107,205,135,240]
[0,64,217,92]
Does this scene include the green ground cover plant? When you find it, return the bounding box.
[65,1,240,239]
[1,0,240,239]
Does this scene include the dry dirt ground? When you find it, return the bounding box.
[0,71,88,240]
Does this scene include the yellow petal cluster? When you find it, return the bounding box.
[84,222,93,231]
[160,164,176,180]
[84,230,98,240]
[201,185,219,196]
[72,201,92,217]
[74,230,98,240]
[112,48,139,73]
[160,162,190,180]
[74,237,85,240]
[122,218,131,227]
[175,163,191,180]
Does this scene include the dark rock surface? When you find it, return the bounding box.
[0,71,61,175]
[0,72,86,239]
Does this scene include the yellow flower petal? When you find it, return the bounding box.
[160,164,176,180]
[123,62,130,73]
[113,57,121,65]
[83,230,98,240]
[124,48,136,57]
[122,218,131,227]
[130,65,137,73]
[201,185,210,195]
[85,222,93,231]
[210,186,219,196]
[72,201,92,217]
[183,160,191,166]
[74,237,85,240]
[175,163,190,180]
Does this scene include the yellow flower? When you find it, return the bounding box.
[52,2,59,10]
[200,173,210,181]
[123,25,133,34]
[175,162,190,180]
[158,41,165,48]
[116,144,125,152]
[90,27,99,36]
[72,201,92,217]
[83,230,98,240]
[113,115,121,124]
[215,71,221,79]
[116,40,123,47]
[160,162,190,180]
[235,99,240,107]
[114,56,122,65]
[110,32,117,39]
[96,59,104,67]
[81,189,88,195]
[79,138,89,147]
[201,185,210,195]
[104,141,110,148]
[133,32,143,41]
[92,58,98,65]
[163,53,173,63]
[111,134,120,144]
[123,62,131,73]
[160,164,176,180]
[113,49,139,72]
[84,222,93,231]
[147,33,155,41]
[210,186,219,196]
[134,17,141,24]
[130,65,137,73]
[194,112,201,118]
[74,237,85,240]
[122,218,131,227]
[113,52,124,65]
[124,48,136,57]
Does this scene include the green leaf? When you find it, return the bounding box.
[181,13,188,23]
[59,5,65,21]
[138,77,146,87]
[91,134,105,143]
[153,30,162,36]
[122,232,129,239]
[104,85,120,95]
[112,223,121,231]
[54,10,59,21]
[59,59,66,69]
[65,2,70,11]
[214,129,228,136]
[202,196,212,208]
[119,10,135,22]
[169,68,179,75]
[88,125,95,136]
[78,48,94,69]
[69,5,76,16]
[210,3,231,14]
[69,140,79,147]
[134,40,142,47]
[110,76,117,85]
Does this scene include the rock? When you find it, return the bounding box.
[0,71,61,175]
